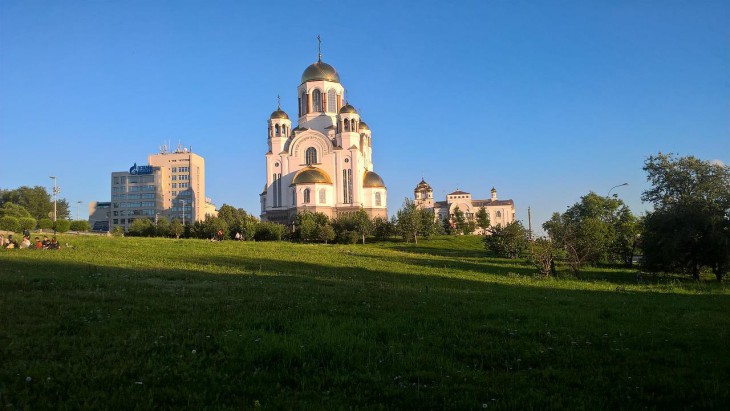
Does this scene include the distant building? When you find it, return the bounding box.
[414,178,515,234]
[260,43,387,224]
[109,145,214,232]
[88,201,111,232]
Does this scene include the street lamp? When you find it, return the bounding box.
[76,201,82,221]
[607,182,628,198]
[180,199,186,225]
[49,176,59,222]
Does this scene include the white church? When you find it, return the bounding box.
[260,44,387,224]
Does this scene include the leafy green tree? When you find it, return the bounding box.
[155,217,171,237]
[354,209,373,244]
[417,208,438,238]
[442,215,453,235]
[128,218,154,237]
[38,218,53,232]
[295,211,331,242]
[69,220,89,232]
[331,214,360,244]
[452,206,467,234]
[396,198,422,243]
[528,237,561,276]
[53,219,71,233]
[19,217,37,231]
[111,226,125,237]
[316,224,336,244]
[484,221,529,259]
[641,153,730,281]
[170,219,184,239]
[476,207,490,233]
[0,216,20,232]
[372,216,395,240]
[0,203,31,218]
[0,186,70,220]
[254,222,284,241]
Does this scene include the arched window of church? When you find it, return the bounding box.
[351,119,356,131]
[274,124,280,137]
[327,89,336,112]
[344,120,350,132]
[300,92,307,115]
[312,89,323,112]
[375,192,382,206]
[319,188,326,204]
[292,189,296,205]
[305,147,317,165]
[496,211,502,218]
[303,189,311,204]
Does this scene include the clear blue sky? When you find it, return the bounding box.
[1,0,728,231]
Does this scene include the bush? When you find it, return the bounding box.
[54,219,71,233]
[111,226,125,237]
[0,216,20,232]
[128,218,154,237]
[38,218,53,231]
[254,222,284,241]
[335,230,359,244]
[484,221,529,259]
[19,217,37,231]
[70,220,90,232]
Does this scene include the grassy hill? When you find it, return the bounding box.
[1,235,728,409]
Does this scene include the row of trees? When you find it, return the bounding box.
[483,153,729,282]
[0,200,88,233]
[0,186,70,221]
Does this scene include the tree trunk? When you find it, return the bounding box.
[692,263,700,281]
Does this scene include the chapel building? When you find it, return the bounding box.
[260,48,387,223]
[414,179,515,234]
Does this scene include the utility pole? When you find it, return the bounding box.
[49,176,59,222]
[528,206,533,241]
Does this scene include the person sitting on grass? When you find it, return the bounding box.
[34,237,43,249]
[5,235,18,249]
[19,236,31,249]
[48,237,60,250]
[41,236,50,248]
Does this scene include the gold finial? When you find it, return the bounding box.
[277,94,281,110]
[317,34,322,62]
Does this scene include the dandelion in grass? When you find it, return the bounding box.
[192,349,197,354]
[25,376,31,382]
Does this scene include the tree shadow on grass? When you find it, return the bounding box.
[1,256,729,409]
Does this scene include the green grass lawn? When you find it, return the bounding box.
[1,235,728,409]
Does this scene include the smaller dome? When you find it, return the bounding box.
[415,178,432,190]
[270,109,289,120]
[291,167,333,185]
[339,104,357,114]
[359,121,369,131]
[363,171,386,188]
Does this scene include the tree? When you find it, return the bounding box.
[641,153,730,281]
[19,217,37,232]
[0,216,20,232]
[418,208,439,239]
[528,237,560,277]
[484,221,529,259]
[295,211,332,242]
[442,215,454,235]
[53,219,71,233]
[70,220,89,232]
[254,222,284,241]
[170,219,184,239]
[0,186,70,220]
[372,216,395,240]
[38,218,53,232]
[155,217,171,237]
[543,192,638,274]
[396,198,422,243]
[0,203,31,218]
[354,209,373,244]
[476,207,490,233]
[452,206,467,235]
[128,218,154,237]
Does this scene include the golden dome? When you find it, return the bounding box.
[339,104,357,114]
[415,178,432,190]
[359,121,369,131]
[270,109,289,120]
[301,61,340,83]
[363,171,386,188]
[291,167,333,185]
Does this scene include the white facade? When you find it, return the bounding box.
[414,179,515,234]
[261,53,387,224]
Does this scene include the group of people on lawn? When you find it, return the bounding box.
[0,234,60,250]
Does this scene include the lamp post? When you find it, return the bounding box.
[181,199,186,225]
[49,176,59,222]
[76,201,82,221]
[607,182,629,198]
